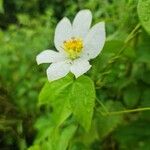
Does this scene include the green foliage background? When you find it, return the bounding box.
[0,0,150,149]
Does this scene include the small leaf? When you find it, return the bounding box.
[137,0,150,34]
[70,75,96,131]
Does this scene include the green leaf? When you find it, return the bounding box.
[39,74,74,127]
[138,0,150,34]
[96,100,123,139]
[44,125,77,150]
[39,75,95,131]
[70,75,96,131]
[70,120,99,147]
[52,96,72,127]
[28,145,40,150]
[57,125,77,150]
[39,74,74,105]
[34,115,54,143]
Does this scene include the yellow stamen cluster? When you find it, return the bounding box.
[63,37,83,59]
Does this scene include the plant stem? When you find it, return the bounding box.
[96,98,150,116]
[124,23,141,44]
[102,107,150,116]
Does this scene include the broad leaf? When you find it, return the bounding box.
[39,75,95,131]
[39,74,73,105]
[52,96,72,127]
[39,75,95,130]
[70,75,96,131]
[38,74,74,127]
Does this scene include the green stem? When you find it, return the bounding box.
[124,23,141,44]
[96,98,150,116]
[102,107,150,116]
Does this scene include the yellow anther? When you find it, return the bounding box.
[63,37,83,59]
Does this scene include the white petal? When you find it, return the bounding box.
[36,50,66,65]
[54,17,72,52]
[70,58,91,78]
[72,9,92,39]
[82,22,106,59]
[46,61,71,81]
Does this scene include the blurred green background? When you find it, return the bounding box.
[0,0,150,149]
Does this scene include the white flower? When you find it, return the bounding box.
[36,9,106,81]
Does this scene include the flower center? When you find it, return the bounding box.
[63,37,83,59]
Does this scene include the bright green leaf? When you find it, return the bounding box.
[52,96,72,127]
[38,74,74,127]
[138,0,150,34]
[39,74,73,105]
[39,75,95,131]
[70,75,96,131]
[28,145,40,150]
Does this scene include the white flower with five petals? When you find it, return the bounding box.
[36,9,106,81]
